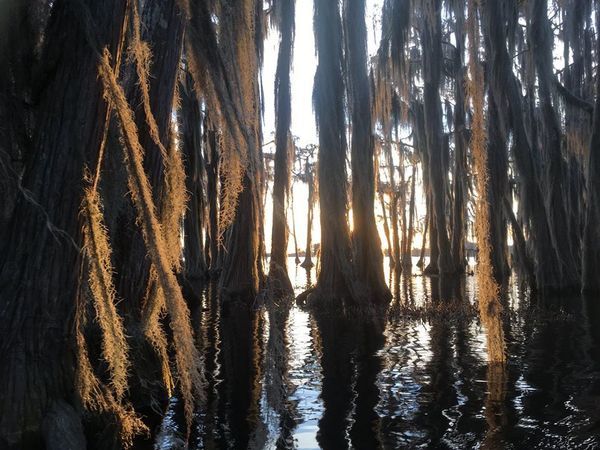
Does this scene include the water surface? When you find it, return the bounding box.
[158,257,600,449]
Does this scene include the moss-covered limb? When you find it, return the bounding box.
[82,183,130,400]
[467,0,505,364]
[98,49,203,427]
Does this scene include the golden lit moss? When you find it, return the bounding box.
[140,120,186,397]
[75,307,148,448]
[162,120,188,269]
[141,276,174,397]
[81,176,130,400]
[129,0,168,159]
[467,0,505,364]
[98,48,204,426]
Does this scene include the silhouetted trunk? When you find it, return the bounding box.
[403,168,416,269]
[301,159,316,269]
[420,0,453,275]
[451,5,467,273]
[384,141,401,271]
[309,0,357,306]
[181,75,208,280]
[582,7,600,293]
[529,0,580,289]
[344,0,390,302]
[204,119,221,276]
[290,183,301,265]
[485,90,510,282]
[268,0,295,298]
[219,0,264,301]
[482,0,563,292]
[378,190,394,267]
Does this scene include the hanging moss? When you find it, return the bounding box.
[98,48,204,427]
[467,0,505,364]
[82,181,130,400]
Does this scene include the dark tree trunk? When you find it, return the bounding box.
[378,190,394,268]
[420,0,453,275]
[529,0,580,289]
[204,119,221,277]
[0,1,127,447]
[301,159,316,270]
[181,75,208,281]
[482,0,563,292]
[268,0,295,298]
[309,0,357,306]
[219,0,264,301]
[450,6,468,273]
[485,90,510,282]
[582,7,600,293]
[384,141,401,271]
[344,0,390,302]
[113,0,185,307]
[403,168,416,270]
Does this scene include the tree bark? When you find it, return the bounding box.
[582,7,600,293]
[181,75,208,281]
[113,0,185,307]
[343,0,390,302]
[309,0,357,306]
[420,0,453,275]
[450,7,468,274]
[0,1,127,447]
[204,118,221,277]
[268,0,295,298]
[301,159,316,269]
[219,0,264,301]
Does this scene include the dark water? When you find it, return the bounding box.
[157,258,600,449]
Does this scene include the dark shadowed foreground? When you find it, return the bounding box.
[156,258,600,449]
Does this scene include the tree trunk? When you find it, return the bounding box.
[529,0,580,290]
[343,0,390,302]
[378,190,394,268]
[403,168,416,270]
[582,7,600,293]
[181,75,208,281]
[268,0,295,298]
[0,1,127,447]
[309,0,357,306]
[482,0,563,292]
[204,119,221,277]
[384,142,401,271]
[301,160,316,269]
[420,0,453,275]
[219,0,264,301]
[485,90,510,282]
[451,8,468,273]
[113,0,185,307]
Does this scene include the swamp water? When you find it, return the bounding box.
[157,258,600,449]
